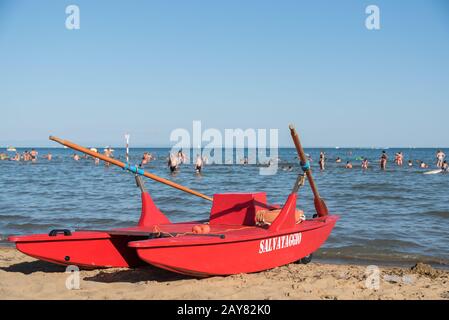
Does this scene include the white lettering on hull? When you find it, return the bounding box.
[258,233,302,254]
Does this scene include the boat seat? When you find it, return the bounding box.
[209,193,274,226]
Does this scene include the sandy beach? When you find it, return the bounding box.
[1,247,448,300]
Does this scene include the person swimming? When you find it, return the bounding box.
[43,153,52,161]
[335,157,342,163]
[345,161,353,169]
[240,157,249,165]
[140,152,152,167]
[419,160,429,169]
[10,153,20,161]
[408,160,413,167]
[73,153,80,161]
[380,151,388,170]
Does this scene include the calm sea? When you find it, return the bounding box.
[1,147,448,269]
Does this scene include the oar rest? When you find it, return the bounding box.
[210,193,275,226]
[138,192,170,227]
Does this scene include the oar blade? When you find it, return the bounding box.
[314,197,329,217]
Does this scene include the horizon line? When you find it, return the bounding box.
[1,146,448,150]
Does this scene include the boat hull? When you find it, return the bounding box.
[9,232,145,268]
[7,191,169,268]
[130,216,338,277]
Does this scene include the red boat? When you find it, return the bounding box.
[8,125,339,276]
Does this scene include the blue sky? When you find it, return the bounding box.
[1,0,448,147]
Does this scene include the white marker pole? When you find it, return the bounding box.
[125,133,130,163]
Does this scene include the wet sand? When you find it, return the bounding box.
[1,247,448,300]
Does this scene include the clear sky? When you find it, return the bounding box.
[1,0,448,147]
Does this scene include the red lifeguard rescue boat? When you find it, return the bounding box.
[8,125,339,276]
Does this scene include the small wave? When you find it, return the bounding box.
[421,211,449,219]
[350,183,403,192]
[0,214,27,221]
[47,217,122,225]
[364,238,422,248]
[4,222,61,231]
[317,245,449,268]
[361,195,413,202]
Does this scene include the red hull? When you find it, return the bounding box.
[9,231,145,268]
[129,216,338,277]
[8,192,170,268]
[128,193,339,276]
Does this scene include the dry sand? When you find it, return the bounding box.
[1,247,448,300]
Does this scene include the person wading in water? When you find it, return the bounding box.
[319,151,325,171]
[380,151,388,170]
[436,150,446,168]
[195,154,203,174]
[362,158,369,170]
[168,153,179,173]
[103,148,113,167]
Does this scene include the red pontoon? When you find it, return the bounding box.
[8,184,171,268]
[129,192,338,276]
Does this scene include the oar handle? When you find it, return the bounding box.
[49,136,213,202]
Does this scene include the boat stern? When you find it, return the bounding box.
[9,230,144,268]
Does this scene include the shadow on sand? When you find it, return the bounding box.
[0,260,66,274]
[83,265,194,284]
[1,259,195,283]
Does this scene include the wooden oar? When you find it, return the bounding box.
[49,136,213,202]
[288,125,329,217]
